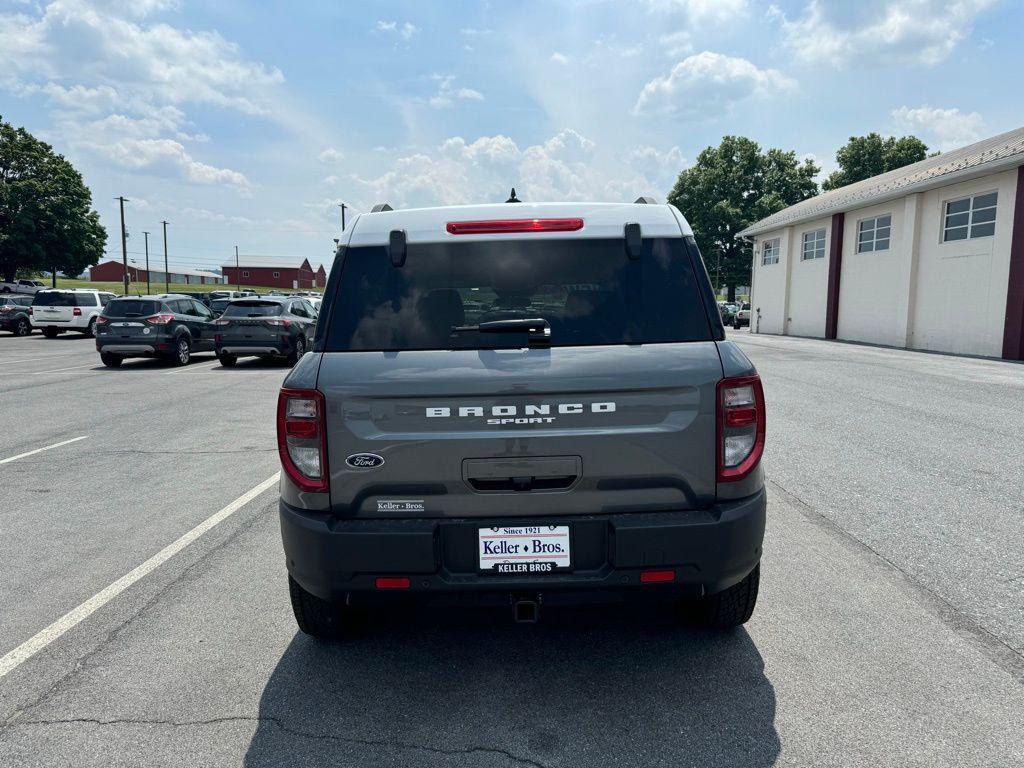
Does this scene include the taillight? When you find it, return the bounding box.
[446,218,584,235]
[145,313,175,325]
[96,316,109,325]
[73,307,82,316]
[27,306,33,315]
[213,318,230,325]
[717,374,765,482]
[265,318,291,327]
[0,306,11,314]
[277,388,328,493]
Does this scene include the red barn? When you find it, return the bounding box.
[221,257,325,290]
[89,260,225,285]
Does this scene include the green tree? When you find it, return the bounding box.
[667,136,819,301]
[0,115,107,283]
[822,133,929,191]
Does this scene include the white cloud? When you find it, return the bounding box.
[105,138,249,186]
[428,74,484,109]
[771,0,997,68]
[347,129,606,210]
[644,0,748,24]
[376,20,419,41]
[624,145,687,190]
[0,1,284,114]
[659,30,693,58]
[550,52,569,65]
[318,147,345,164]
[892,105,985,151]
[633,51,796,117]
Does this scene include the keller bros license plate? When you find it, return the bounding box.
[478,525,571,573]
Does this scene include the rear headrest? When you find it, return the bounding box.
[564,290,603,317]
[417,289,465,333]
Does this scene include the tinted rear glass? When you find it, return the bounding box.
[32,291,95,307]
[103,300,162,318]
[324,237,711,352]
[223,301,282,317]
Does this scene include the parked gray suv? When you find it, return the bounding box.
[214,297,317,366]
[95,294,217,366]
[277,201,766,638]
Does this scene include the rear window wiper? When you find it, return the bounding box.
[451,318,551,346]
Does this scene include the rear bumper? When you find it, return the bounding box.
[280,489,766,605]
[97,343,158,355]
[217,340,290,357]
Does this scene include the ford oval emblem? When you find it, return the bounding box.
[345,453,385,469]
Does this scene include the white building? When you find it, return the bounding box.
[738,127,1024,361]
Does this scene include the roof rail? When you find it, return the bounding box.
[633,196,659,205]
[370,203,394,213]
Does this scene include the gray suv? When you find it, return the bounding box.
[95,294,217,366]
[214,297,317,366]
[277,201,766,638]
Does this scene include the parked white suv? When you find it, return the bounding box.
[30,289,116,338]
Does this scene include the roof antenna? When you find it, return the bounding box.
[506,187,521,203]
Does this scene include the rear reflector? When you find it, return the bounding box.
[640,570,675,584]
[446,218,584,235]
[375,577,410,590]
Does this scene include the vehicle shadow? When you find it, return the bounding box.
[244,603,780,767]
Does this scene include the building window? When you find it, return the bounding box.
[943,192,997,242]
[857,215,892,253]
[273,271,280,278]
[761,238,780,265]
[242,270,250,278]
[801,228,827,260]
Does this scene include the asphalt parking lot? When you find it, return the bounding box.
[0,331,1022,767]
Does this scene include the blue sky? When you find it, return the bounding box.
[1,0,1021,274]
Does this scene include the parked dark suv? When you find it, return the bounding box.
[213,297,317,366]
[277,201,767,639]
[94,294,217,367]
[0,295,33,336]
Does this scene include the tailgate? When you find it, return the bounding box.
[319,343,723,518]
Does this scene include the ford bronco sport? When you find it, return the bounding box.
[277,200,766,638]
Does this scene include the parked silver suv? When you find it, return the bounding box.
[277,200,766,638]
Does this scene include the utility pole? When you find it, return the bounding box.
[142,231,151,294]
[235,245,240,291]
[338,202,347,231]
[161,221,170,293]
[116,196,130,295]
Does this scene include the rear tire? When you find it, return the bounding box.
[84,317,96,338]
[14,318,30,336]
[288,576,349,641]
[690,563,760,629]
[218,352,237,367]
[167,336,191,366]
[42,327,58,338]
[287,335,306,366]
[100,353,123,368]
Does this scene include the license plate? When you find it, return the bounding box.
[478,525,571,574]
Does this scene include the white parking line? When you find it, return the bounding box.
[29,363,98,375]
[163,361,221,374]
[0,472,280,680]
[0,436,89,465]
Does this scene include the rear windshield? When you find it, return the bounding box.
[222,301,282,317]
[103,299,163,318]
[324,237,711,351]
[32,291,97,307]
